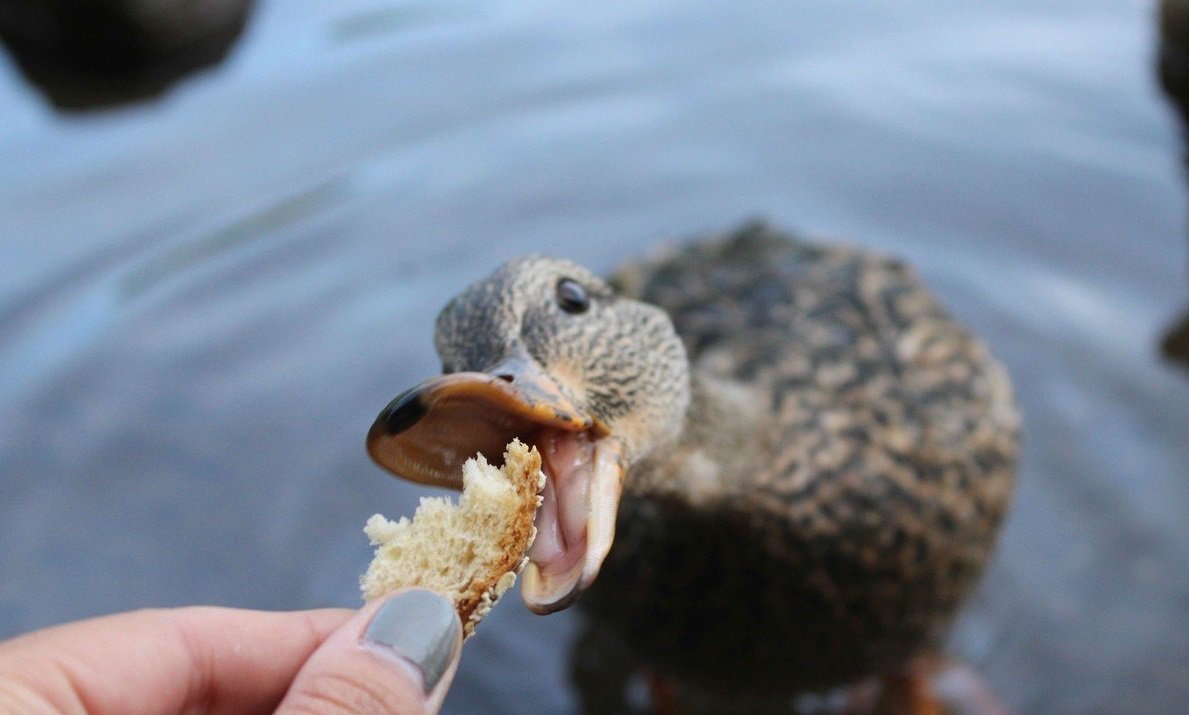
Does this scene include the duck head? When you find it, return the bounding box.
[367,256,691,614]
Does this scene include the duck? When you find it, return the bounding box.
[365,222,1020,713]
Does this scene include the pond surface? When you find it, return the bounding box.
[1,1,1187,712]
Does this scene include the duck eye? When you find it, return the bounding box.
[556,278,590,314]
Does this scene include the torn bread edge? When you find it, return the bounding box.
[360,439,544,637]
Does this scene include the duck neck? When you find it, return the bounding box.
[625,372,769,505]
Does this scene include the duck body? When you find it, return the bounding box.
[366,222,1019,704]
[581,224,1019,695]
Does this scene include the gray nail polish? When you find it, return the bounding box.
[364,590,460,693]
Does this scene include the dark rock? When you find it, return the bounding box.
[1157,1,1189,372]
[1160,1,1189,115]
[1161,309,1189,369]
[0,0,253,110]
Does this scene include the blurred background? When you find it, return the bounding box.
[1,0,1187,713]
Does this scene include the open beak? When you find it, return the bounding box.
[366,355,625,614]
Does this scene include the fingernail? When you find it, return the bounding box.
[364,590,460,693]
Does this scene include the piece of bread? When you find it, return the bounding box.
[360,439,544,637]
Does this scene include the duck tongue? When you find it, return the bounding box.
[528,431,591,566]
[522,431,625,614]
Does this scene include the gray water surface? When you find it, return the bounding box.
[2,1,1187,713]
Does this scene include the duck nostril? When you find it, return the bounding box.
[496,373,515,383]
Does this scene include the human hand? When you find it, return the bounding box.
[0,589,463,715]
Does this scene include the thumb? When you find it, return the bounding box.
[277,590,463,715]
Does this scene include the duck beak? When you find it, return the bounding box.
[367,355,599,488]
[366,356,625,614]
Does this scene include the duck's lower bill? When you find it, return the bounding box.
[366,364,624,614]
[521,433,624,613]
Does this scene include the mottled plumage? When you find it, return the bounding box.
[578,223,1019,699]
[434,256,690,462]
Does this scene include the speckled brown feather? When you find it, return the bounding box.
[581,223,1019,694]
[434,256,690,463]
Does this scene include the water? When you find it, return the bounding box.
[1,0,1187,712]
